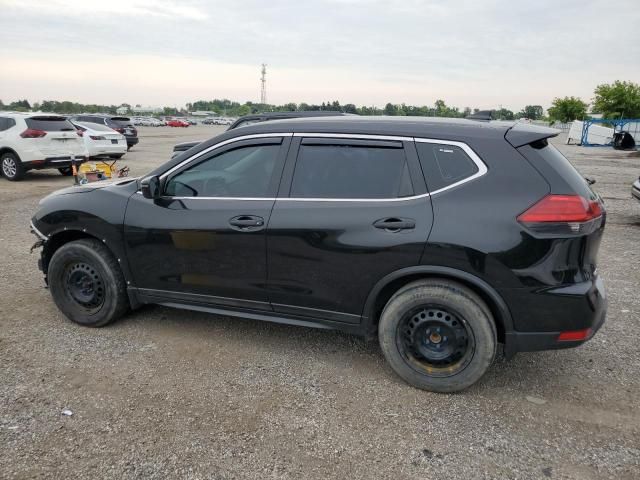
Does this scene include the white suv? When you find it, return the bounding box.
[0,113,88,181]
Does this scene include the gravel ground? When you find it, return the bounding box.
[1,126,639,479]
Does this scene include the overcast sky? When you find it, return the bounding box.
[1,0,639,111]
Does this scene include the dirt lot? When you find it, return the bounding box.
[1,125,639,479]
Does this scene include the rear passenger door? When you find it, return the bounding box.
[266,136,434,323]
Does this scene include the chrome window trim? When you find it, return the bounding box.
[414,137,488,196]
[158,132,488,202]
[159,132,292,180]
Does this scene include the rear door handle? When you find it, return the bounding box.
[373,217,416,231]
[229,215,265,231]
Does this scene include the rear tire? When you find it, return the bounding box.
[48,239,129,327]
[1,152,25,181]
[58,167,73,176]
[378,279,496,393]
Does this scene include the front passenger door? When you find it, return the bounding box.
[124,136,291,311]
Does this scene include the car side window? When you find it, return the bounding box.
[165,144,281,198]
[0,118,7,131]
[290,144,413,199]
[415,142,479,192]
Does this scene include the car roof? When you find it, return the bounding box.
[228,115,554,141]
[154,116,559,177]
[0,111,68,118]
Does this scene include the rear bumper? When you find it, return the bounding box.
[503,276,607,356]
[24,155,88,170]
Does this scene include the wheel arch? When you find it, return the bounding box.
[362,266,514,344]
[41,227,140,309]
[0,147,21,159]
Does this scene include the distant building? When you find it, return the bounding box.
[132,106,163,115]
[190,110,218,117]
[116,106,129,115]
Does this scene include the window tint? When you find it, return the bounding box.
[290,144,413,199]
[0,118,7,131]
[416,143,479,192]
[25,117,76,132]
[165,144,281,198]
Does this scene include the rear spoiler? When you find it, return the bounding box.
[505,123,560,148]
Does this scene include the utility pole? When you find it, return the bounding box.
[260,64,267,105]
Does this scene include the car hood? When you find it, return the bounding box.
[39,178,139,202]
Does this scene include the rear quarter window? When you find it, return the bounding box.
[415,142,479,192]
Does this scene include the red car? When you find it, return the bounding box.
[167,119,189,127]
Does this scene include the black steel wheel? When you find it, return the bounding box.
[398,306,475,377]
[64,262,106,313]
[378,279,496,392]
[48,239,129,327]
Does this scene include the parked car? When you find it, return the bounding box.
[633,176,640,202]
[167,119,189,127]
[172,111,351,158]
[202,118,216,125]
[69,121,127,159]
[31,117,607,392]
[0,112,87,181]
[69,115,138,150]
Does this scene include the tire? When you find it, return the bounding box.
[1,152,25,181]
[378,279,496,393]
[58,167,73,176]
[109,154,125,159]
[48,239,129,327]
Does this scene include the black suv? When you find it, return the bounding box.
[172,111,350,157]
[31,117,607,392]
[69,114,139,150]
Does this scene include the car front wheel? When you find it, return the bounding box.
[1,152,25,181]
[378,279,496,393]
[48,239,129,327]
[58,167,73,176]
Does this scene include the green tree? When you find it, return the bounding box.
[547,96,588,123]
[518,105,544,120]
[592,80,640,118]
[384,103,397,116]
[493,108,515,120]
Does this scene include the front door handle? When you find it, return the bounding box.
[229,215,264,231]
[373,217,416,231]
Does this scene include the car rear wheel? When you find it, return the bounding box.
[378,279,496,393]
[48,239,129,327]
[1,152,25,181]
[58,167,73,176]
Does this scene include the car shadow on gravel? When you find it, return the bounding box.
[115,304,572,395]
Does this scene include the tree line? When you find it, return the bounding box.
[2,80,638,123]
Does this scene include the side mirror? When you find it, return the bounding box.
[140,175,161,199]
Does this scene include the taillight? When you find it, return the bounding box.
[517,194,604,235]
[20,128,47,138]
[76,130,84,137]
[114,127,124,133]
[90,135,106,140]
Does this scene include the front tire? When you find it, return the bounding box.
[378,279,496,393]
[48,239,129,327]
[58,167,73,176]
[1,152,25,181]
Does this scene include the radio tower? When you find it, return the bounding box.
[260,64,267,104]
